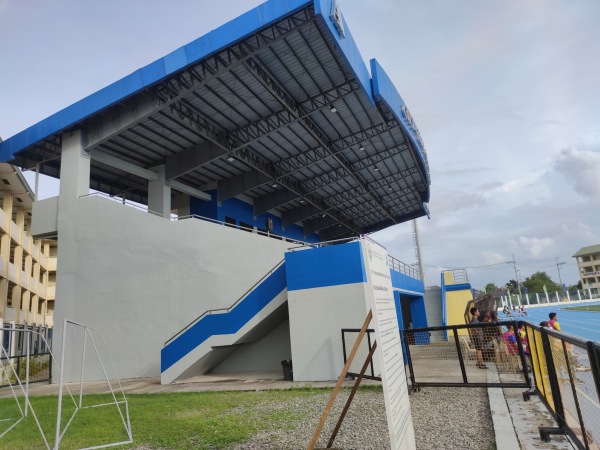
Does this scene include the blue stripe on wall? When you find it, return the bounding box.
[390,270,424,293]
[161,264,287,372]
[445,282,472,292]
[285,241,366,291]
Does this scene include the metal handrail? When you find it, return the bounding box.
[79,192,175,218]
[387,254,421,280]
[164,259,285,347]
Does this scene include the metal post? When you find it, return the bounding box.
[453,328,468,384]
[55,319,69,449]
[513,321,532,389]
[79,327,88,408]
[25,331,30,416]
[536,293,540,305]
[577,290,581,301]
[563,341,589,449]
[587,342,600,404]
[403,330,417,389]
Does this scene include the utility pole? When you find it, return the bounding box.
[510,254,522,298]
[412,219,426,287]
[556,257,566,289]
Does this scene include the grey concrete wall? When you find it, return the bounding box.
[424,287,443,341]
[288,283,370,381]
[211,319,292,374]
[52,195,294,381]
[30,196,58,237]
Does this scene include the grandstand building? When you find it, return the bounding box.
[0,0,431,383]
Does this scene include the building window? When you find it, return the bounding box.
[224,216,237,228]
[240,222,254,232]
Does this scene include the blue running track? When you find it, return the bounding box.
[501,301,600,343]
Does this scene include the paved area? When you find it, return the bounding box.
[0,371,575,449]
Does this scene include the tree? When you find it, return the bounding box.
[506,279,519,293]
[484,283,498,293]
[521,271,561,294]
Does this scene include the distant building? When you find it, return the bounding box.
[572,244,600,292]
[0,163,56,329]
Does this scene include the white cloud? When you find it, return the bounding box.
[480,251,506,264]
[554,146,600,202]
[518,236,555,258]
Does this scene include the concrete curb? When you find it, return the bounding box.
[487,368,521,450]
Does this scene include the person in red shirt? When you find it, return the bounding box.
[548,312,561,331]
[501,325,519,355]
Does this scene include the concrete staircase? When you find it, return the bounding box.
[161,262,287,384]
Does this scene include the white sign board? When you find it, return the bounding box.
[361,238,415,450]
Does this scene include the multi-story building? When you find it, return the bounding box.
[573,244,600,292]
[0,163,56,329]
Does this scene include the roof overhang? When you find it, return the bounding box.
[0,0,431,239]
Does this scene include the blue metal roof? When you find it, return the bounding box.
[0,0,431,239]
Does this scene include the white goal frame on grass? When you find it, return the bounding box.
[0,319,133,449]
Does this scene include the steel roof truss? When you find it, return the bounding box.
[275,121,400,175]
[253,189,299,216]
[217,170,270,203]
[229,79,360,150]
[165,141,227,180]
[281,203,320,228]
[304,215,338,235]
[83,8,315,151]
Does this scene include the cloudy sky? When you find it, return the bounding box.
[1,0,599,290]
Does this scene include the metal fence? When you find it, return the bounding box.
[1,326,53,388]
[524,323,600,449]
[341,328,381,381]
[341,320,600,449]
[401,321,532,389]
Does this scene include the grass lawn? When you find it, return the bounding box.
[0,387,379,449]
[562,305,600,312]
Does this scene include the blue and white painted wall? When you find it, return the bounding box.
[285,240,425,381]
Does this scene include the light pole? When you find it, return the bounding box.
[555,257,566,288]
[509,254,522,298]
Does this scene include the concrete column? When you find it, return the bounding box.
[148,165,171,218]
[11,285,22,319]
[577,290,581,301]
[22,291,31,322]
[59,130,90,201]
[0,279,7,312]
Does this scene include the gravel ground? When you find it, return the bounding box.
[229,386,495,450]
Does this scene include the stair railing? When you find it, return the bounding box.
[164,259,285,347]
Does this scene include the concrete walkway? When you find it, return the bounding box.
[0,371,575,449]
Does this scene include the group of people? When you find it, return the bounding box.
[502,304,528,317]
[468,307,529,370]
